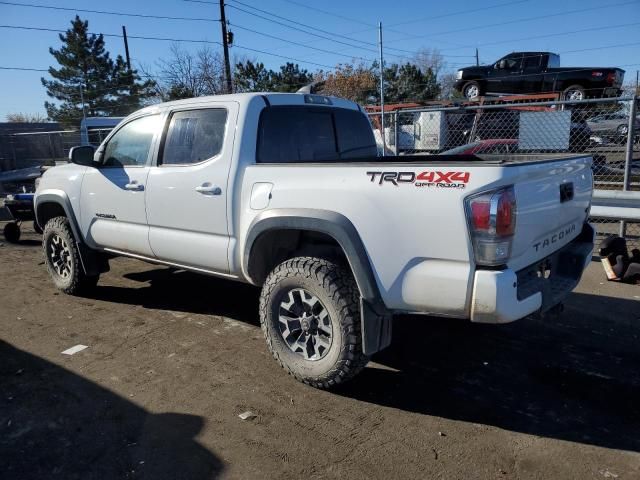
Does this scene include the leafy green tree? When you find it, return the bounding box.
[317,63,377,104]
[41,16,155,126]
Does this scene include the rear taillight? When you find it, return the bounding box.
[466,186,517,266]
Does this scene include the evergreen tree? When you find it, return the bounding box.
[41,16,155,126]
[271,63,313,92]
[233,60,273,92]
[374,62,441,104]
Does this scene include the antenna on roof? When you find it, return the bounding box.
[296,81,325,94]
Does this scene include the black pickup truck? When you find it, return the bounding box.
[454,52,624,100]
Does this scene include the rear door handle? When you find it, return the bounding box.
[195,183,222,195]
[124,182,144,191]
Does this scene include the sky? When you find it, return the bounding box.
[1,0,639,120]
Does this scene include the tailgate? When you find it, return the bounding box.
[506,156,592,271]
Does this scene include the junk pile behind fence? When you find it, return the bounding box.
[368,95,640,250]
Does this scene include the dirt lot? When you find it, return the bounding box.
[1,226,639,480]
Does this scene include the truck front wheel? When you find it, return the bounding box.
[260,257,369,389]
[42,216,99,295]
[462,81,481,99]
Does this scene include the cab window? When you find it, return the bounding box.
[160,108,228,165]
[103,115,160,167]
[257,106,377,163]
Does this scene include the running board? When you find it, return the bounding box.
[103,248,240,280]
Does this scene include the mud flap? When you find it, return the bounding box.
[360,298,393,355]
[78,244,110,277]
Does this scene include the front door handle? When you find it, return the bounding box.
[124,182,144,191]
[195,183,222,195]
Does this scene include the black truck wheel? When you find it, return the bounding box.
[462,81,481,99]
[3,222,20,243]
[260,257,369,389]
[562,85,586,101]
[42,216,99,295]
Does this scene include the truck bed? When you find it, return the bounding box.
[276,154,589,166]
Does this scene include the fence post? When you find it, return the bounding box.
[619,96,638,237]
[394,111,399,156]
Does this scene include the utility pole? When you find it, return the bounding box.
[122,26,132,72]
[219,0,233,94]
[79,83,87,123]
[475,48,479,66]
[378,21,385,155]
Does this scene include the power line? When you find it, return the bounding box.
[0,24,341,68]
[441,21,640,53]
[388,0,531,28]
[7,63,640,85]
[384,0,640,44]
[0,1,219,22]
[233,43,335,68]
[225,0,431,57]
[229,23,375,63]
[0,66,48,72]
[224,3,380,55]
[0,24,222,44]
[279,0,374,28]
[179,0,475,59]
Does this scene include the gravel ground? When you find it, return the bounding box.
[1,225,639,480]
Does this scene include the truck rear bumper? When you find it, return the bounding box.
[470,223,594,324]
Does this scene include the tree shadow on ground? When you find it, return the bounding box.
[0,340,224,480]
[88,267,640,453]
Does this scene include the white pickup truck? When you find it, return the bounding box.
[35,93,594,388]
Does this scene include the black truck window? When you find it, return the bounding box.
[257,106,377,163]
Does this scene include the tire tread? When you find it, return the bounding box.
[259,256,369,389]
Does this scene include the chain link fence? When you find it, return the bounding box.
[1,97,638,249]
[369,96,639,249]
[0,128,114,194]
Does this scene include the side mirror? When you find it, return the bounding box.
[495,60,506,69]
[69,145,96,166]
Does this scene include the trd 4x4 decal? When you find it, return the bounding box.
[366,171,470,189]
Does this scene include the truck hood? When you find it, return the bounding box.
[459,66,490,78]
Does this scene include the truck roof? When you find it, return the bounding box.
[509,51,558,56]
[135,92,361,116]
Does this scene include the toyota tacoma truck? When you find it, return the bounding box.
[34,93,595,388]
[454,51,624,100]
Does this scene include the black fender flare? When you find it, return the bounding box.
[243,208,392,355]
[35,191,107,276]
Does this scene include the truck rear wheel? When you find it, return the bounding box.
[42,216,99,295]
[259,257,369,389]
[562,85,585,101]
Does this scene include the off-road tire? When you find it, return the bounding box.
[42,216,99,295]
[260,257,369,389]
[3,222,20,243]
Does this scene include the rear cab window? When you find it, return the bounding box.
[160,108,228,166]
[257,106,377,163]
